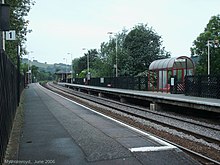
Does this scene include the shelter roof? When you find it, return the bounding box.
[149,56,194,70]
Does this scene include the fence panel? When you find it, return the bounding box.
[0,50,24,164]
[185,75,220,99]
[71,76,148,91]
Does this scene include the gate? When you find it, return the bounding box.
[170,75,185,94]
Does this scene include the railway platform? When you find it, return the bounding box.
[59,83,220,114]
[15,83,200,165]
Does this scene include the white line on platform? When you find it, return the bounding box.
[129,146,176,152]
[37,83,177,150]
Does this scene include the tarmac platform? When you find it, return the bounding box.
[59,82,220,113]
[16,83,200,165]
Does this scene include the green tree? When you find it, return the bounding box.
[99,29,128,77]
[72,56,87,77]
[5,0,35,64]
[84,49,99,71]
[123,24,170,76]
[20,63,28,75]
[72,58,80,77]
[72,24,170,77]
[99,42,115,77]
[36,70,54,81]
[74,49,103,78]
[191,15,220,75]
[31,65,38,82]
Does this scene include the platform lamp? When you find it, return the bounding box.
[107,32,118,77]
[63,58,67,83]
[27,51,34,84]
[82,48,90,81]
[207,39,219,75]
[30,57,35,83]
[67,53,73,83]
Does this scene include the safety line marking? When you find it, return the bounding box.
[37,83,177,149]
[129,146,176,152]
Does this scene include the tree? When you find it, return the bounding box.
[123,24,170,76]
[20,63,28,75]
[72,24,170,77]
[191,15,220,75]
[76,49,104,78]
[98,42,115,77]
[99,29,128,77]
[5,0,35,64]
[31,65,38,82]
[84,49,99,71]
[73,56,87,77]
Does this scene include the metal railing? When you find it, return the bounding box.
[0,50,24,164]
[63,74,220,99]
[185,75,220,99]
[66,76,148,91]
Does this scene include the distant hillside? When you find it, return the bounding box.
[22,58,71,73]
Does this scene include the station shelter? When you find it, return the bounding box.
[55,71,72,83]
[148,56,194,93]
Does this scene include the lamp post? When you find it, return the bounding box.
[67,52,73,83]
[30,57,34,83]
[207,39,219,75]
[63,58,67,83]
[207,40,211,75]
[82,48,90,80]
[107,32,118,77]
[27,54,29,84]
[27,51,33,84]
[0,0,3,50]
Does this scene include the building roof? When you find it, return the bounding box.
[55,71,72,75]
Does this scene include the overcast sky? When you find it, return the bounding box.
[26,0,220,65]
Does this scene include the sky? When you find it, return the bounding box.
[25,0,220,65]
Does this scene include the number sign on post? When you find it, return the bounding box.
[6,30,16,40]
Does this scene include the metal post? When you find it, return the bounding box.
[63,58,67,82]
[68,53,73,83]
[108,32,118,77]
[64,58,67,83]
[82,48,89,80]
[87,52,89,75]
[30,57,34,83]
[0,0,4,50]
[2,29,5,50]
[17,45,20,105]
[28,53,29,84]
[207,40,210,75]
[115,37,118,77]
[0,32,2,50]
[71,56,73,83]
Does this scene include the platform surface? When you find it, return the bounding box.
[59,82,220,114]
[18,83,200,165]
[60,82,220,107]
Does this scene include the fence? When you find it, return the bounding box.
[66,75,220,99]
[185,75,220,99]
[0,50,24,164]
[69,76,148,91]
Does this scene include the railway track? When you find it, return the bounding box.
[44,82,220,164]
